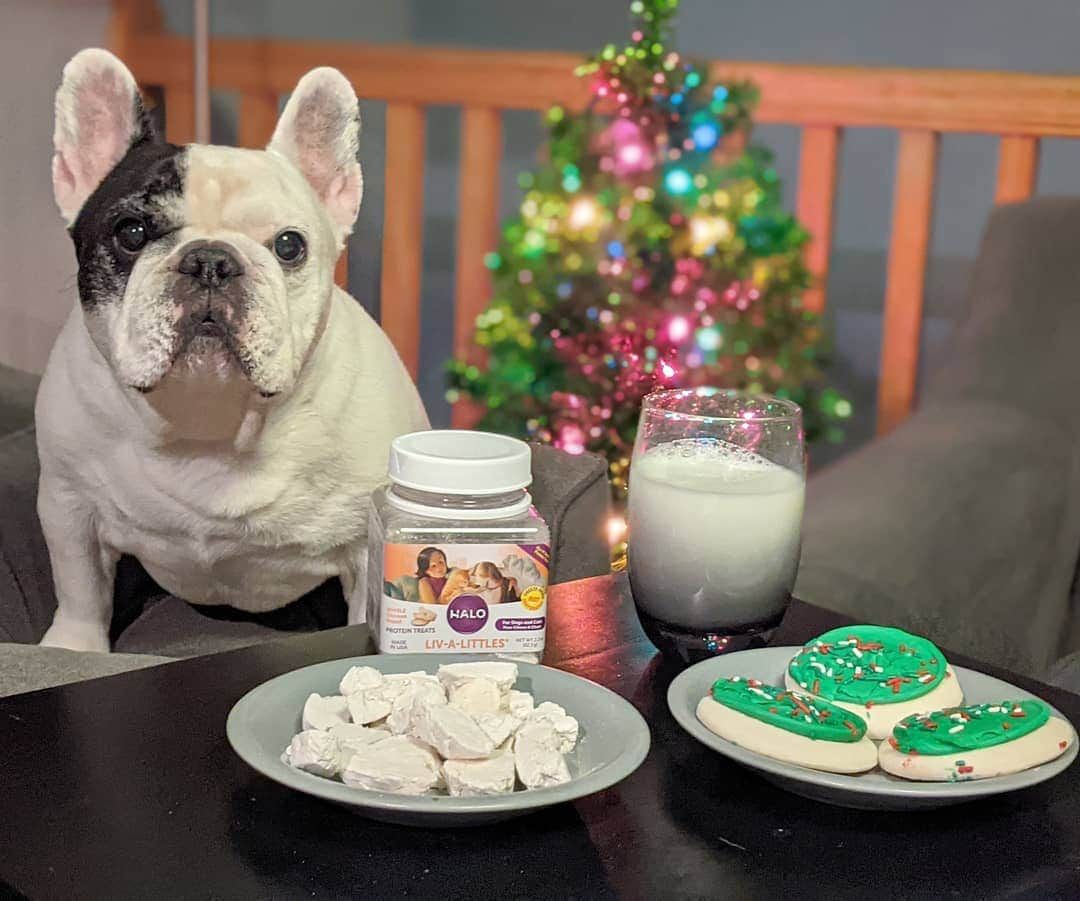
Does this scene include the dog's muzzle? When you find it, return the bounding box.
[174,242,247,340]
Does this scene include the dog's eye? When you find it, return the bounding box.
[273,230,306,265]
[114,218,148,253]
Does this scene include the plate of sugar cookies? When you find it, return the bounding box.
[227,655,650,826]
[667,625,1077,810]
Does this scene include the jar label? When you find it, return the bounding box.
[377,543,550,654]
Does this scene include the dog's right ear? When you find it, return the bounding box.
[268,67,362,246]
[53,49,155,226]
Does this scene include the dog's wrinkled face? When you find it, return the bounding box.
[52,50,363,398]
[70,142,337,397]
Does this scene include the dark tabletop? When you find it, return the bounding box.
[2,576,1079,901]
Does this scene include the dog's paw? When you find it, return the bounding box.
[39,617,110,653]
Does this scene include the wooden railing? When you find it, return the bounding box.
[111,4,1080,434]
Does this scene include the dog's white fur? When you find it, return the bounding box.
[38,50,428,651]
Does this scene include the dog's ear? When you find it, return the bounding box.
[268,68,363,244]
[52,49,155,227]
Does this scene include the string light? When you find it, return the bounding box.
[664,167,692,195]
[688,213,733,253]
[568,197,600,230]
[605,119,654,176]
[692,121,720,150]
[521,229,546,257]
[606,513,628,547]
[696,327,722,351]
[556,424,587,455]
[667,315,691,342]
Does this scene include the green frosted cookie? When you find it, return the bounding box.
[879,699,1075,781]
[890,700,1049,755]
[788,625,949,705]
[696,677,878,774]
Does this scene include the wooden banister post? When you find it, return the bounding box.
[164,87,196,145]
[380,103,427,378]
[238,91,279,148]
[877,130,939,436]
[795,125,843,315]
[451,106,503,429]
[107,0,163,60]
[995,136,1040,204]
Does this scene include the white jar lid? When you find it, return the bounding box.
[388,430,533,496]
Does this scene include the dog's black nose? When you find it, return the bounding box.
[177,246,243,288]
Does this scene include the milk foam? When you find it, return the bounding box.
[631,438,789,490]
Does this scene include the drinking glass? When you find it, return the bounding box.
[627,388,805,663]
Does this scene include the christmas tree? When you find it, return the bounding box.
[447,0,850,506]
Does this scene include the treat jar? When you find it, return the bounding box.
[367,431,551,658]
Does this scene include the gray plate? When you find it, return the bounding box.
[227,654,650,826]
[668,647,1078,810]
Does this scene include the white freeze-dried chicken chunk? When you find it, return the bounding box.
[346,692,391,726]
[339,666,384,696]
[302,693,350,731]
[437,662,519,694]
[474,712,519,748]
[341,736,443,795]
[386,680,448,734]
[514,720,571,789]
[329,722,391,755]
[443,751,516,797]
[282,729,344,778]
[525,701,579,753]
[411,701,496,760]
[506,689,535,721]
[448,678,503,716]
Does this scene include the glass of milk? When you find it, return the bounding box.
[627,388,805,662]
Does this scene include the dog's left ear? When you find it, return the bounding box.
[269,68,363,245]
[53,49,155,227]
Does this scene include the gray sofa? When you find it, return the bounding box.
[0,372,611,694]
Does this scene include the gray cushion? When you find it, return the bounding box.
[798,198,1080,678]
[0,363,38,440]
[796,399,1080,677]
[925,197,1080,416]
[1046,650,1080,694]
[0,643,171,698]
[530,443,611,584]
[0,426,53,645]
[113,592,358,656]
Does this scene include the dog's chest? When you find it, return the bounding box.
[94,445,372,609]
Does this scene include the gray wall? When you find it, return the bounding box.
[0,0,112,372]
[6,1,1080,459]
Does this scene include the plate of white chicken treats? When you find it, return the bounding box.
[227,654,650,825]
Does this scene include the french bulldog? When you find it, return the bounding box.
[37,49,428,651]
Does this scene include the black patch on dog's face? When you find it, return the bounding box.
[70,139,187,309]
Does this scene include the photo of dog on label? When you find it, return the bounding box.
[35,49,428,651]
